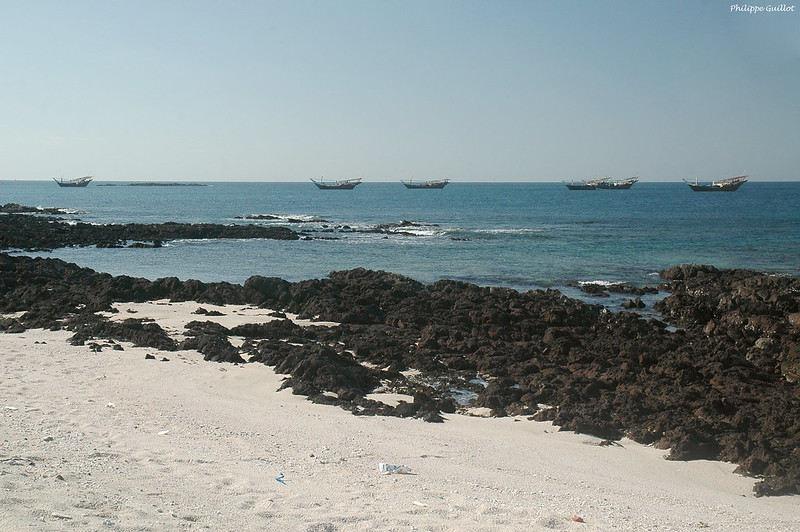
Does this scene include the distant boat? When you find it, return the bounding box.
[310,177,362,190]
[401,178,449,189]
[587,176,639,189]
[54,175,93,187]
[684,175,748,192]
[564,180,596,190]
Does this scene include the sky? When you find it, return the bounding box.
[1,0,798,182]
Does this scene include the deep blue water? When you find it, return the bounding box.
[2,180,799,297]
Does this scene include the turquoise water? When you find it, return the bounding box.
[2,180,799,291]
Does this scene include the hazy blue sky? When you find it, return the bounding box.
[2,1,798,182]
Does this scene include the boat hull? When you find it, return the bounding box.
[310,178,362,189]
[565,184,595,190]
[402,183,448,189]
[313,183,360,190]
[688,183,745,192]
[595,183,634,190]
[685,175,747,192]
[54,176,92,187]
[402,179,449,189]
[584,177,639,190]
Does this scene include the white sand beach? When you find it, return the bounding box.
[1,301,798,531]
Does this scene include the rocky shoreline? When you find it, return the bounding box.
[0,206,453,252]
[1,210,799,496]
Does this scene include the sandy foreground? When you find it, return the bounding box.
[1,301,798,532]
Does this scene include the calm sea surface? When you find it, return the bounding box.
[3,180,799,298]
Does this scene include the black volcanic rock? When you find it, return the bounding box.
[68,317,177,351]
[182,320,244,363]
[1,203,73,215]
[247,339,379,399]
[621,297,645,309]
[243,276,293,306]
[0,213,299,251]
[229,318,315,342]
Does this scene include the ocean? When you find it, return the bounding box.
[3,180,799,301]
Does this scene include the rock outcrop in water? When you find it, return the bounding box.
[0,203,74,215]
[0,211,299,251]
[0,207,446,249]
[1,252,799,496]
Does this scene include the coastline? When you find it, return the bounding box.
[2,207,800,527]
[2,251,800,496]
[3,308,798,531]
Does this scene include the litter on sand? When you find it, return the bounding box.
[378,462,412,475]
[275,472,286,485]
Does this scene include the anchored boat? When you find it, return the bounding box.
[564,180,596,190]
[684,175,748,191]
[54,175,93,188]
[587,176,639,189]
[401,178,449,189]
[310,177,362,190]
[564,176,638,190]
